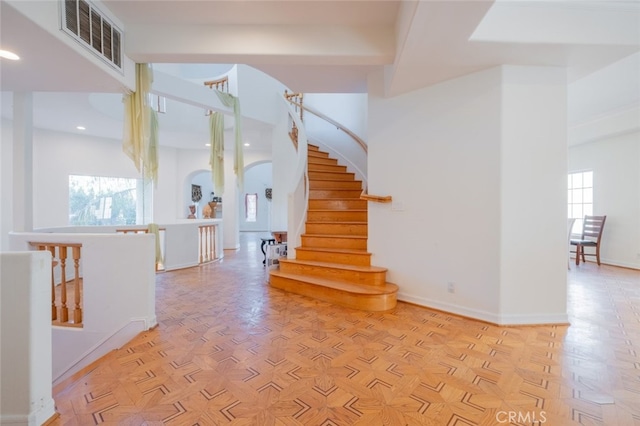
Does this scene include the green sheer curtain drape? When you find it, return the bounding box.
[123,63,159,185]
[147,223,163,265]
[214,90,244,191]
[209,112,225,196]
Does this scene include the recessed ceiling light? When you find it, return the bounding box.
[76,126,86,130]
[244,143,250,147]
[0,50,20,60]
[205,143,211,147]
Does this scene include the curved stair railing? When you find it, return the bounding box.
[281,94,309,258]
[283,93,391,202]
[273,92,398,311]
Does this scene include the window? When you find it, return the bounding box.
[245,193,257,222]
[568,171,593,234]
[69,175,141,225]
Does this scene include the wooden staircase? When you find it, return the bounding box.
[269,144,398,311]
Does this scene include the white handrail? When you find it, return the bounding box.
[281,96,309,256]
[286,99,367,154]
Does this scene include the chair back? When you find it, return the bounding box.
[567,218,576,240]
[581,215,606,242]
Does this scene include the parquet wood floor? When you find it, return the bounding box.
[50,233,640,425]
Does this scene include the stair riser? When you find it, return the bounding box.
[308,150,329,159]
[308,164,347,173]
[269,275,396,311]
[295,249,371,266]
[309,180,363,190]
[309,189,362,199]
[308,171,355,181]
[301,235,367,250]
[279,263,386,286]
[306,223,367,236]
[308,199,367,210]
[308,157,338,166]
[307,210,367,222]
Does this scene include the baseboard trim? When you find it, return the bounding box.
[397,293,569,326]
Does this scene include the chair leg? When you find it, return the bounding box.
[575,245,581,265]
[596,245,601,265]
[581,246,586,263]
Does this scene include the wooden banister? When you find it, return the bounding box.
[198,224,217,264]
[30,242,83,327]
[204,76,229,92]
[283,93,367,155]
[360,192,392,203]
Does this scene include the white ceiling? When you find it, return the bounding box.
[1,0,639,150]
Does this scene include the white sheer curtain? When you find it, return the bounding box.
[214,90,244,191]
[122,63,159,185]
[209,112,225,196]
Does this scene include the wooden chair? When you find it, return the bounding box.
[567,218,576,270]
[570,215,607,266]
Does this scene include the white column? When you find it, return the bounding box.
[223,150,239,249]
[0,251,56,425]
[12,92,34,232]
[0,93,14,250]
[499,65,569,324]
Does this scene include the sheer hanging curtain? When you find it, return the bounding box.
[214,90,244,191]
[123,63,159,185]
[209,112,225,196]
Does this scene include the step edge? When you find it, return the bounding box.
[295,246,371,255]
[301,233,368,240]
[270,271,398,294]
[279,258,387,272]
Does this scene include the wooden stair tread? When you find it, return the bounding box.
[306,221,366,224]
[301,233,367,240]
[296,246,369,255]
[280,258,386,273]
[309,196,364,200]
[270,270,398,295]
[310,178,363,182]
[308,209,367,212]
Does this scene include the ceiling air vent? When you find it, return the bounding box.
[60,0,123,72]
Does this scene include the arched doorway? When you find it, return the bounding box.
[240,161,272,231]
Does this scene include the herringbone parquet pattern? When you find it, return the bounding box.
[51,234,640,425]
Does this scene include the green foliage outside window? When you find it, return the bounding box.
[69,175,139,225]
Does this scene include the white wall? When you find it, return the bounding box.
[32,128,141,228]
[9,232,157,385]
[305,93,368,140]
[237,65,289,125]
[368,65,569,325]
[368,67,503,322]
[499,66,568,323]
[569,132,640,269]
[153,147,179,224]
[188,170,216,218]
[302,94,368,185]
[568,53,640,146]
[5,0,135,91]
[240,162,273,232]
[1,117,14,251]
[568,53,640,126]
[271,99,298,233]
[1,251,56,426]
[2,116,274,251]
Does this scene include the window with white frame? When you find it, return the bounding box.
[568,171,593,235]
